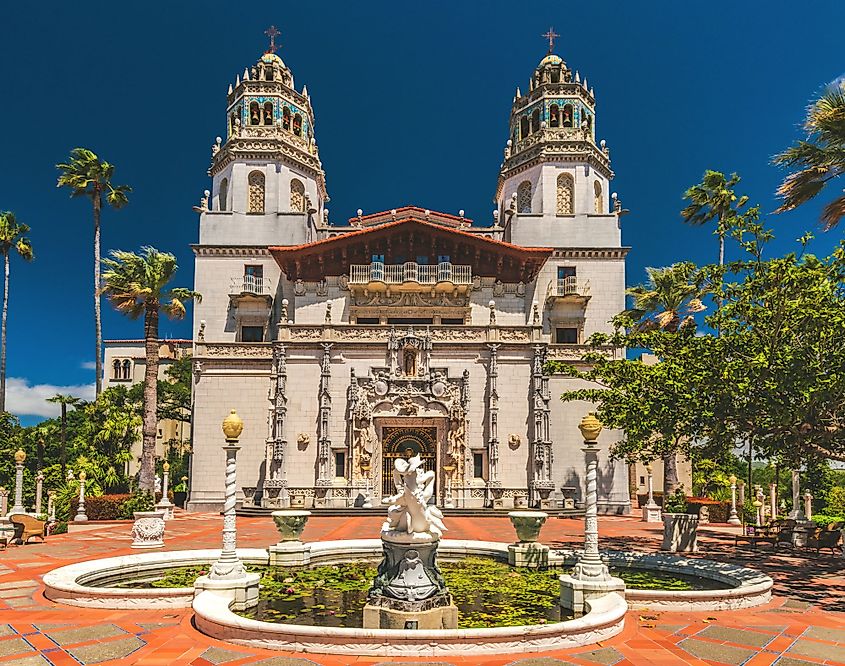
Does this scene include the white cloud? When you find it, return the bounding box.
[80,361,97,370]
[5,378,96,419]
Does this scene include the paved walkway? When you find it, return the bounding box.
[0,513,843,665]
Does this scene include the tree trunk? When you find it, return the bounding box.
[0,251,8,413]
[60,404,67,475]
[718,232,725,267]
[93,195,103,396]
[662,451,680,495]
[139,304,160,493]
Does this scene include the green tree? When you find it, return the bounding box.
[157,353,192,424]
[56,148,131,395]
[101,247,200,492]
[46,394,80,475]
[0,212,33,412]
[624,263,706,332]
[774,81,845,229]
[681,171,749,266]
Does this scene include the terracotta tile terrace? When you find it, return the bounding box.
[1,513,843,665]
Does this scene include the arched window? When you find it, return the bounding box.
[218,178,228,211]
[562,104,574,128]
[121,359,131,380]
[248,170,265,213]
[293,113,302,136]
[265,67,273,82]
[594,180,603,214]
[282,107,291,131]
[556,173,574,215]
[290,179,305,213]
[517,180,532,214]
[249,101,261,126]
[531,108,540,133]
[263,101,274,125]
[112,359,121,380]
[519,116,529,140]
[549,104,560,128]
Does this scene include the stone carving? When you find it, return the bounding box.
[203,344,272,358]
[297,433,310,447]
[508,433,521,449]
[556,173,574,215]
[446,406,467,482]
[271,510,310,541]
[131,511,165,549]
[352,292,468,308]
[383,455,446,538]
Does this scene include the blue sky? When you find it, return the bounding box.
[1,1,843,423]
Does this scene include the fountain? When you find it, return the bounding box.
[363,453,457,629]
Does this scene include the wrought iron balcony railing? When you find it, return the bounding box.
[348,262,472,286]
[230,274,271,296]
[546,277,591,301]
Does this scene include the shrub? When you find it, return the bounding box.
[119,491,156,519]
[663,486,689,513]
[70,494,131,521]
[811,513,845,529]
[825,486,845,515]
[50,521,68,535]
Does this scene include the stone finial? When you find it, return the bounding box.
[222,409,244,442]
[578,412,602,442]
[14,449,25,464]
[532,301,540,325]
[488,300,496,326]
[198,320,206,342]
[324,302,332,324]
[281,298,289,321]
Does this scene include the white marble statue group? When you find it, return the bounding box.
[383,454,446,538]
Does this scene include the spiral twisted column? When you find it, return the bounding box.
[210,443,247,580]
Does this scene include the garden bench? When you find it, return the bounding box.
[9,514,47,544]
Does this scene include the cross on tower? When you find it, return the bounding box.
[542,27,559,54]
[265,25,281,54]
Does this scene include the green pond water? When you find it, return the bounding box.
[115,557,724,629]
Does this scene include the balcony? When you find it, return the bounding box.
[546,277,591,304]
[229,275,273,306]
[348,262,472,294]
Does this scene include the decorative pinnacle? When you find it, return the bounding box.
[542,27,559,54]
[265,25,281,54]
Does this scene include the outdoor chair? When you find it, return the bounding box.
[807,522,844,556]
[9,514,47,544]
[773,519,797,550]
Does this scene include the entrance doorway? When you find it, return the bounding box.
[381,426,437,496]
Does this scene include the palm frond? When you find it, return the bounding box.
[820,194,845,230]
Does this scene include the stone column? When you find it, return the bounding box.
[314,343,333,506]
[265,344,289,508]
[789,470,802,519]
[10,449,26,515]
[560,413,624,615]
[34,471,44,515]
[486,344,501,502]
[0,487,8,516]
[803,492,813,520]
[74,472,88,522]
[47,490,56,522]
[769,482,777,520]
[529,345,554,507]
[195,410,259,611]
[728,475,741,525]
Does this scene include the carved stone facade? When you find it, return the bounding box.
[186,44,633,515]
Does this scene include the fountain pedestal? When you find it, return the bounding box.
[364,532,457,629]
[268,510,312,566]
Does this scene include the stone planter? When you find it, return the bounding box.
[131,511,165,549]
[508,511,548,543]
[661,513,698,553]
[271,510,311,542]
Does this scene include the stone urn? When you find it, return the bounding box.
[508,510,548,543]
[271,510,311,542]
[131,510,165,549]
[661,513,698,553]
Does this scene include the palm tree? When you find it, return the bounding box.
[56,148,131,396]
[625,263,706,332]
[47,394,81,474]
[101,247,200,492]
[681,171,748,267]
[774,81,845,229]
[0,212,34,413]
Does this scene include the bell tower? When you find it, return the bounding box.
[495,35,621,249]
[200,27,329,249]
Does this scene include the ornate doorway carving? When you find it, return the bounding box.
[381,426,437,496]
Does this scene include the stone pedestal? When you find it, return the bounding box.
[365,532,457,630]
[661,513,699,552]
[131,511,165,548]
[559,572,626,617]
[363,594,458,629]
[194,572,261,611]
[269,541,312,566]
[508,542,549,568]
[641,502,662,523]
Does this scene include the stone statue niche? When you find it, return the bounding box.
[363,454,457,630]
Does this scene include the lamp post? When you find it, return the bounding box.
[10,449,26,515]
[195,410,260,611]
[560,412,625,614]
[641,463,661,522]
[210,410,247,580]
[727,475,741,525]
[156,461,174,520]
[74,471,88,522]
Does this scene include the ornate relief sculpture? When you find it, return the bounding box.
[383,455,446,538]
